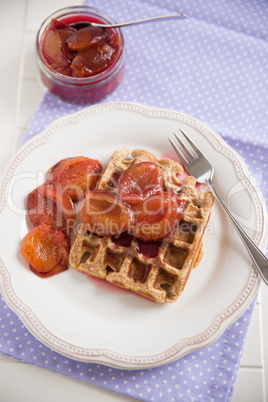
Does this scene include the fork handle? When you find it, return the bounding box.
[207,179,268,285]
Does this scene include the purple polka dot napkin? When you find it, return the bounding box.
[1,1,267,401]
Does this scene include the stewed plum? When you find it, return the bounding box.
[66,25,112,51]
[48,156,102,201]
[117,162,164,206]
[42,17,121,78]
[42,19,76,75]
[27,183,76,232]
[70,40,118,77]
[130,192,185,241]
[21,223,69,277]
[81,189,134,236]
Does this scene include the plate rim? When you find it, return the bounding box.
[0,101,267,369]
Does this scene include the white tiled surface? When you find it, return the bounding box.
[0,1,267,401]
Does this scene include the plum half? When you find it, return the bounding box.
[48,156,102,201]
[130,191,185,241]
[21,223,69,277]
[117,161,164,206]
[27,183,76,233]
[81,189,134,236]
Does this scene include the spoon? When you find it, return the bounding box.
[90,13,188,29]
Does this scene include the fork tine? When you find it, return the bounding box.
[173,132,197,159]
[168,137,190,167]
[179,128,201,156]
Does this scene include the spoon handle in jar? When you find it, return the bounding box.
[90,13,188,29]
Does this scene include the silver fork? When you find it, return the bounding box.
[169,129,268,285]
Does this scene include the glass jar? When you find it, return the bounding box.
[35,6,125,104]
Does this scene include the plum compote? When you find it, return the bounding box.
[27,183,76,233]
[36,6,125,103]
[42,19,76,75]
[137,239,162,258]
[42,18,120,78]
[66,25,112,51]
[48,156,103,201]
[21,224,69,277]
[117,162,164,206]
[81,190,134,236]
[130,191,185,241]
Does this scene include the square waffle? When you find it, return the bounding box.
[69,147,214,303]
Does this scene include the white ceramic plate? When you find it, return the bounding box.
[0,102,267,369]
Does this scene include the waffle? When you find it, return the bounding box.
[69,148,214,303]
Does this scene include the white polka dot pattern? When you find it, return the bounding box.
[1,0,267,401]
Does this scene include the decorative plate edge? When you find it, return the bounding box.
[0,101,266,369]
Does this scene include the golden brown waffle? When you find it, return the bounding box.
[69,148,214,303]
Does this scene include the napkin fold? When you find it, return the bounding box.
[1,0,267,401]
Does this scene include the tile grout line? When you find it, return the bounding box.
[239,365,264,370]
[1,0,28,366]
[11,0,29,155]
[259,286,267,401]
